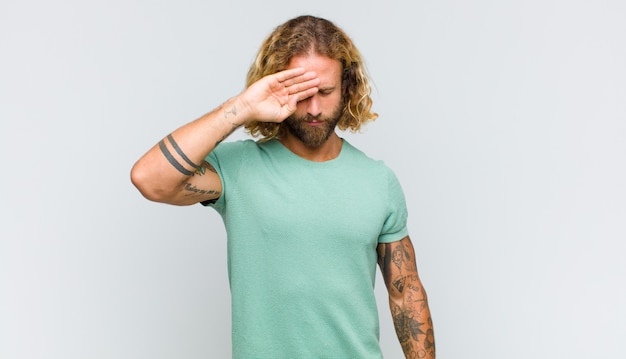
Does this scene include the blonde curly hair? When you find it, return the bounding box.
[244,15,378,140]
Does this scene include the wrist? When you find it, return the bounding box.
[223,95,253,127]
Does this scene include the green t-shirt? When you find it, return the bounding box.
[206,138,408,358]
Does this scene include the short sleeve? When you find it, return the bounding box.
[199,140,250,213]
[378,167,409,243]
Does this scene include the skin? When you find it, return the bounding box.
[279,53,344,161]
[131,52,435,358]
[130,65,320,205]
[378,236,436,358]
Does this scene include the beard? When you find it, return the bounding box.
[283,105,342,148]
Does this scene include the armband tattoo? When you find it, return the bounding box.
[158,134,204,176]
[167,134,200,169]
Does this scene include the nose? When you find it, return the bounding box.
[305,94,322,117]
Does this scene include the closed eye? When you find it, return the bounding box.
[318,87,335,95]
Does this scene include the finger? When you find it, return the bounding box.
[273,67,307,82]
[291,85,319,103]
[281,71,318,88]
[286,77,320,95]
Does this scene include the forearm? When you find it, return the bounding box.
[131,96,246,203]
[378,237,436,359]
[389,278,435,359]
[131,67,320,204]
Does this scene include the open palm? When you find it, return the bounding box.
[239,68,320,123]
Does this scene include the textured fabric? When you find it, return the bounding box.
[205,138,408,358]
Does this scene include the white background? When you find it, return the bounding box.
[2,0,625,358]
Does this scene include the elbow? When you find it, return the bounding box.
[130,162,164,202]
[130,159,191,205]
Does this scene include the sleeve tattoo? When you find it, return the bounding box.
[378,238,436,358]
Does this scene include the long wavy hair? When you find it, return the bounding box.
[244,15,378,140]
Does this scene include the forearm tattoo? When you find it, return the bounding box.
[224,104,237,118]
[390,288,435,358]
[215,104,241,146]
[378,240,436,358]
[158,134,206,176]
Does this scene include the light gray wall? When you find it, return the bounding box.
[2,0,625,358]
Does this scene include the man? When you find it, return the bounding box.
[131,15,435,358]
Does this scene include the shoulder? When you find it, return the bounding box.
[209,139,263,160]
[341,140,397,177]
[213,139,257,153]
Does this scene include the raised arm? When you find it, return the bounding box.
[130,68,320,205]
[377,236,435,359]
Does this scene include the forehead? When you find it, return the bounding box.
[287,54,342,86]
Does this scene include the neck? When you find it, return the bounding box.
[279,132,342,162]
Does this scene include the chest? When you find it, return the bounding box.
[228,160,389,248]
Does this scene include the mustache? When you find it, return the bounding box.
[289,114,326,122]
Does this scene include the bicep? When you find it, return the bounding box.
[377,236,420,298]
